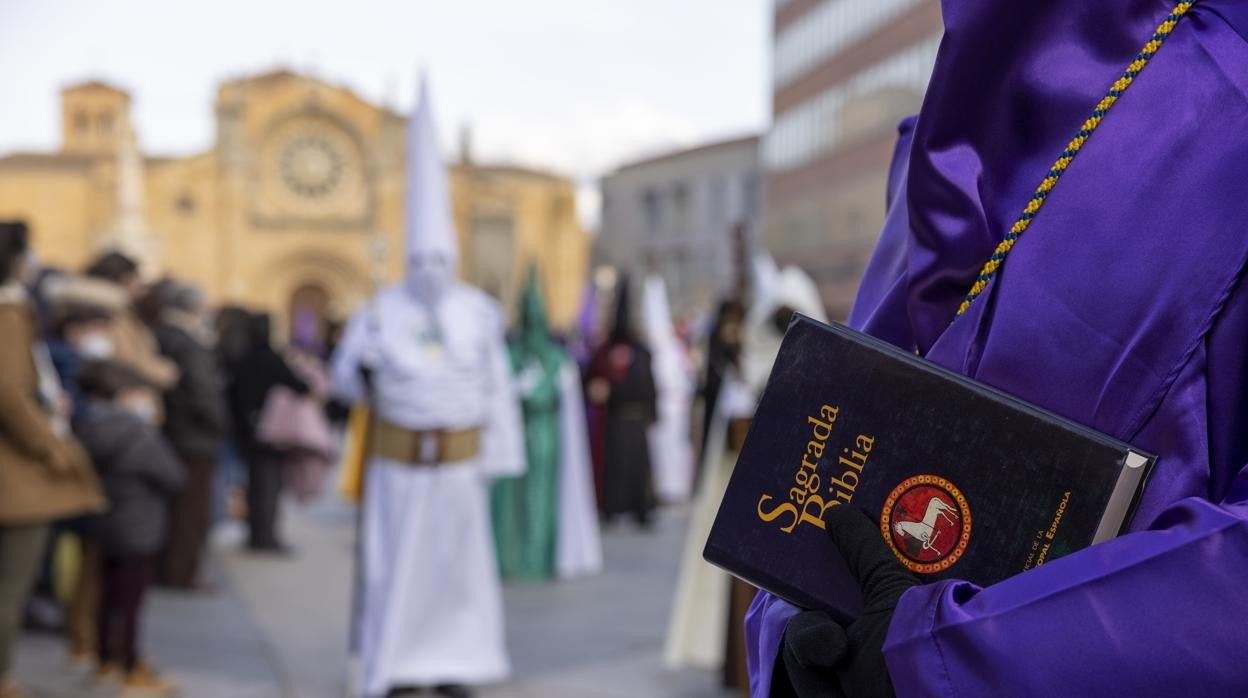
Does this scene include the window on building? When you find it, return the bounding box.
[74,110,89,136]
[709,175,726,227]
[671,182,690,236]
[642,188,662,235]
[765,34,940,172]
[742,172,761,220]
[773,0,925,88]
[97,112,114,137]
[175,193,196,216]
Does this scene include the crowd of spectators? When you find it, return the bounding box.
[0,219,337,698]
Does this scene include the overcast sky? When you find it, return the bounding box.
[0,0,770,227]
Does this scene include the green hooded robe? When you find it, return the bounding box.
[491,268,567,580]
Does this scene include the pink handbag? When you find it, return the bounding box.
[256,387,325,451]
[255,351,334,454]
[255,353,337,503]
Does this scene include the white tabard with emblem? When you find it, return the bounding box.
[332,282,525,695]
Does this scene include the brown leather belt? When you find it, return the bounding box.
[371,419,482,465]
[727,417,752,453]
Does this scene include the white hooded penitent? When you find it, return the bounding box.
[330,73,527,696]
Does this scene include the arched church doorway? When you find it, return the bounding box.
[288,281,331,352]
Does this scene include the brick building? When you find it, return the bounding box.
[763,0,941,318]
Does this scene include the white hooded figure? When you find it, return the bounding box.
[641,274,696,503]
[331,77,525,697]
[664,260,827,670]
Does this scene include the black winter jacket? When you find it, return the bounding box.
[156,320,228,461]
[77,403,186,556]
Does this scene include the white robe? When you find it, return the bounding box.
[553,362,604,579]
[642,276,696,503]
[332,283,525,696]
[664,375,756,668]
[648,351,696,503]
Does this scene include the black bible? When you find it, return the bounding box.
[703,315,1155,622]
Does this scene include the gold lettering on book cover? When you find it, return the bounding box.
[755,403,875,534]
[1023,490,1072,570]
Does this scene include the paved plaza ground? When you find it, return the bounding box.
[13,493,734,698]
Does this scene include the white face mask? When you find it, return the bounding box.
[76,334,115,359]
[405,251,453,303]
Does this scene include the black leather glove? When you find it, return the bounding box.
[781,506,919,698]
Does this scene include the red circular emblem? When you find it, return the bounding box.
[880,475,972,574]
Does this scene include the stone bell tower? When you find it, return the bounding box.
[61,80,132,156]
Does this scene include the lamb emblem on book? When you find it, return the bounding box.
[893,497,960,555]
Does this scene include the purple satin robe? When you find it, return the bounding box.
[746,1,1248,695]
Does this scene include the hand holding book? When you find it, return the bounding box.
[781,506,915,698]
[703,317,1155,621]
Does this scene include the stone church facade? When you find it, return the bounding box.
[0,71,588,334]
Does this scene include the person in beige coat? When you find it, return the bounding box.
[83,252,178,393]
[0,221,105,698]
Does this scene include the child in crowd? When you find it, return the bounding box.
[75,360,184,695]
[46,303,117,420]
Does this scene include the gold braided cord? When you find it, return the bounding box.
[956,1,1196,317]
